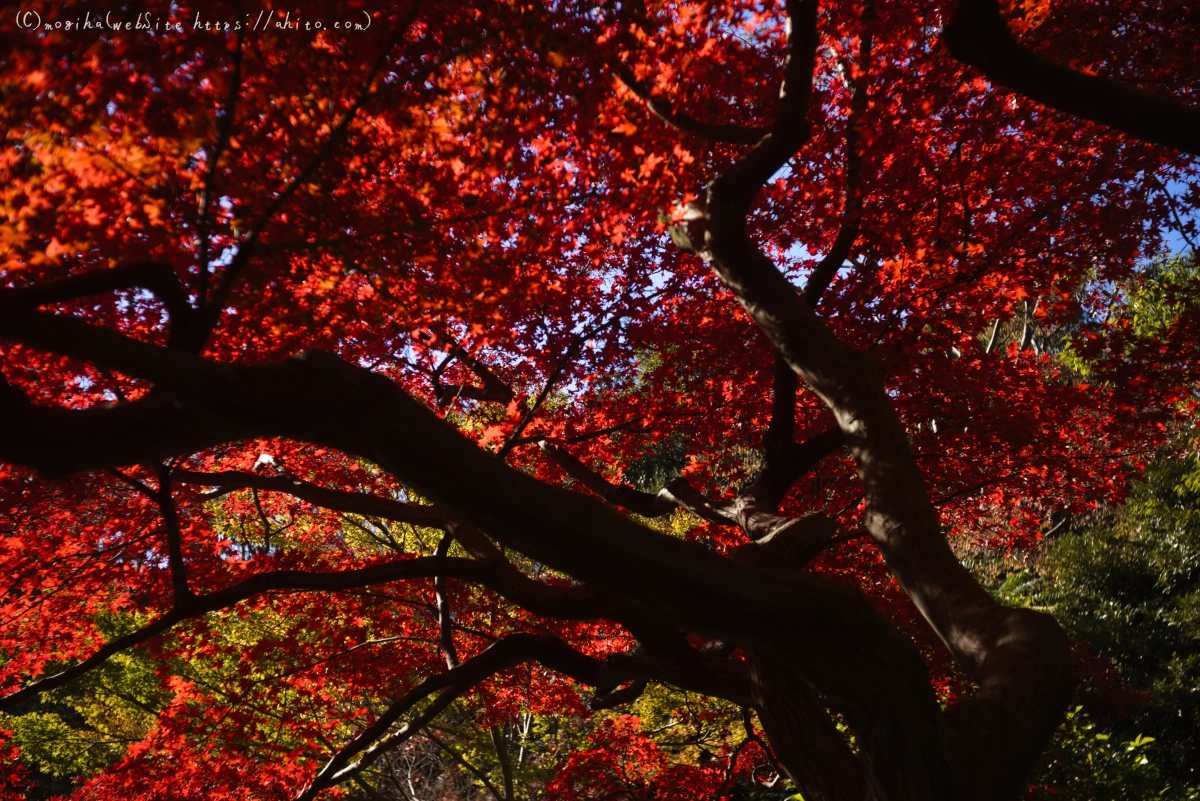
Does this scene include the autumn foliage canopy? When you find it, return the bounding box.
[0,0,1198,799]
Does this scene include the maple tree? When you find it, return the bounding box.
[0,0,1198,799]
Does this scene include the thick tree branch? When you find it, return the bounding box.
[601,647,753,708]
[709,0,821,211]
[0,543,630,715]
[685,1,1072,797]
[0,302,946,801]
[539,442,678,517]
[753,424,846,511]
[741,707,787,782]
[0,610,187,714]
[155,472,195,604]
[1,261,192,348]
[748,655,869,801]
[490,725,516,801]
[730,513,836,570]
[757,351,799,505]
[301,629,750,801]
[943,0,1200,155]
[169,468,622,623]
[589,678,649,710]
[543,424,843,540]
[779,426,846,498]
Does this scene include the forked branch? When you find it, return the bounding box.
[690,0,1072,796]
[0,298,943,801]
[296,633,609,801]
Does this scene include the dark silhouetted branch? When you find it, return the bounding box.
[615,64,768,146]
[172,469,450,529]
[943,0,1200,155]
[435,532,461,669]
[1,261,192,348]
[297,633,610,801]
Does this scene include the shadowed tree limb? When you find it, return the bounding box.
[170,468,630,624]
[0,550,622,715]
[431,340,516,409]
[943,0,1200,155]
[296,632,649,801]
[590,678,649,710]
[615,63,768,146]
[686,0,1072,797]
[748,655,870,801]
[435,532,461,669]
[0,555,465,712]
[0,261,192,348]
[296,634,574,801]
[490,725,515,801]
[154,470,195,604]
[543,429,844,571]
[541,425,843,533]
[300,626,756,801]
[763,351,798,476]
[539,441,678,517]
[172,469,452,529]
[0,300,941,800]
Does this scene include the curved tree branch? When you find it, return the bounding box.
[0,300,945,800]
[1,261,192,348]
[685,0,1072,797]
[748,654,869,801]
[172,469,451,529]
[0,549,622,714]
[155,470,195,604]
[539,441,679,517]
[431,341,516,409]
[615,63,768,146]
[943,0,1200,155]
[296,633,610,801]
[0,556,458,712]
